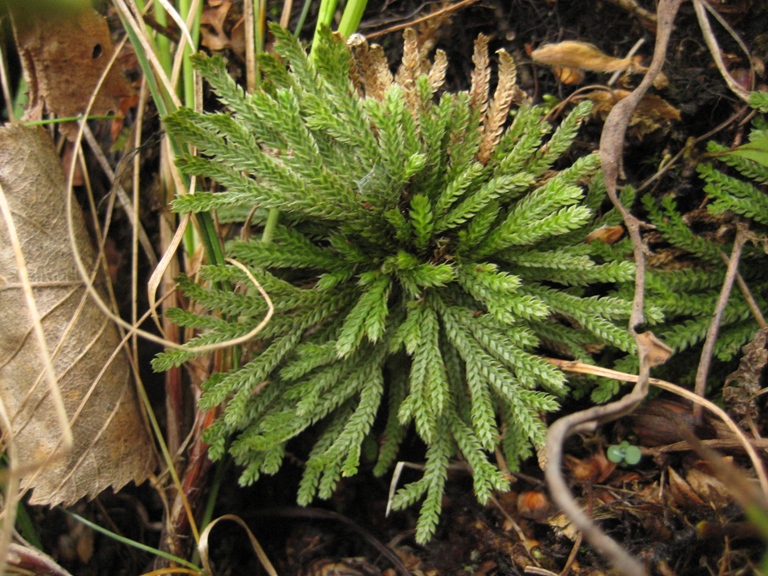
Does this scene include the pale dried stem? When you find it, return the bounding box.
[64,52,268,354]
[0,396,20,576]
[544,2,684,575]
[725,252,767,329]
[81,124,158,269]
[148,211,191,336]
[279,0,293,28]
[607,38,644,86]
[63,3,270,552]
[548,357,768,496]
[604,0,657,26]
[693,223,749,422]
[245,0,257,93]
[113,0,181,109]
[199,515,278,576]
[637,105,749,193]
[132,82,150,364]
[171,0,203,89]
[0,41,15,123]
[692,0,750,103]
[488,494,537,557]
[156,0,196,50]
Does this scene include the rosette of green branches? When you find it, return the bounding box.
[154,24,636,541]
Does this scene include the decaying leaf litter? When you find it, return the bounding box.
[0,0,767,574]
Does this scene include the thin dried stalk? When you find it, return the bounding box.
[547,357,768,495]
[365,0,478,40]
[693,223,749,422]
[692,0,751,102]
[544,2,685,576]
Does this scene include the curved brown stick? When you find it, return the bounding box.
[543,1,684,575]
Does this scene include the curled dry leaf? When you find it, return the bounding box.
[585,224,625,244]
[8,1,132,138]
[635,330,673,367]
[564,451,616,483]
[553,66,586,85]
[531,40,668,88]
[0,125,154,506]
[200,0,234,52]
[531,40,641,73]
[667,464,734,510]
[516,490,551,520]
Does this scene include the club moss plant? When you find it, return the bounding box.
[154,25,641,541]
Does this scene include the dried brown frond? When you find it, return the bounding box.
[370,45,394,99]
[395,28,422,119]
[348,34,392,101]
[469,34,490,115]
[347,33,368,97]
[427,49,448,94]
[478,49,518,164]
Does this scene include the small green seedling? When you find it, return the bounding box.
[606,440,642,466]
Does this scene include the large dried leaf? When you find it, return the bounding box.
[0,124,153,506]
[8,1,131,132]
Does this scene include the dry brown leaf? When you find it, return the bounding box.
[9,2,132,138]
[531,40,639,73]
[564,451,616,483]
[585,225,625,244]
[587,89,680,138]
[516,490,551,520]
[685,464,734,509]
[552,66,586,85]
[200,1,234,52]
[635,331,673,368]
[667,466,707,508]
[0,124,154,506]
[722,326,767,427]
